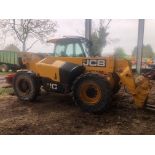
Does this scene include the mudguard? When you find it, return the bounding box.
[59,62,85,84]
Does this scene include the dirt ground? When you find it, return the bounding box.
[0,75,155,135]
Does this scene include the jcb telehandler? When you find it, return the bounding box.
[13,36,152,113]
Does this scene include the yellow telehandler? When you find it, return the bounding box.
[13,36,151,113]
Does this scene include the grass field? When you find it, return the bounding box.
[0,87,13,96]
[0,72,9,75]
[0,71,16,76]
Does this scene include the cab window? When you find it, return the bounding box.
[55,44,66,56]
[54,42,85,57]
[66,43,74,57]
[75,43,85,57]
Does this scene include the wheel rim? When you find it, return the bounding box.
[79,82,102,105]
[18,79,31,95]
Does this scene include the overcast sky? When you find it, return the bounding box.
[1,19,155,55]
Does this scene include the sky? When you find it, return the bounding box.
[1,19,155,55]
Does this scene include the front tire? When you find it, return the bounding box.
[13,71,40,101]
[72,73,112,113]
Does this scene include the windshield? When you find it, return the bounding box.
[54,42,87,57]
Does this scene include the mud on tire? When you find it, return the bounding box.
[72,73,112,113]
[13,71,40,101]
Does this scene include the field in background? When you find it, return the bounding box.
[0,72,10,75]
[0,87,13,96]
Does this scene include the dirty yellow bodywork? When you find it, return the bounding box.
[23,55,150,108]
[115,59,150,108]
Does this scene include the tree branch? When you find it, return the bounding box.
[12,19,23,43]
[26,40,38,51]
[105,19,111,28]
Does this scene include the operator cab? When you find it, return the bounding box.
[47,36,91,57]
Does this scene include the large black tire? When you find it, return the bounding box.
[72,73,112,113]
[13,71,40,101]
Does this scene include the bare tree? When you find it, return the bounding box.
[0,19,57,51]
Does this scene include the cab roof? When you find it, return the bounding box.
[47,36,90,44]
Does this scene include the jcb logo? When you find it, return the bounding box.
[50,83,58,90]
[82,59,106,67]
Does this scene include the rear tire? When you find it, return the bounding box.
[72,73,112,113]
[13,71,40,101]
